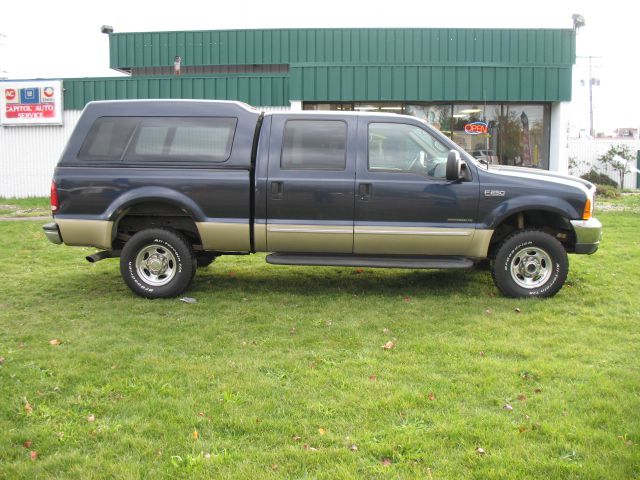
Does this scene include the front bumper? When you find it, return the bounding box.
[43,222,62,245]
[570,217,602,254]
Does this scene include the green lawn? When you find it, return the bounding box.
[0,209,638,479]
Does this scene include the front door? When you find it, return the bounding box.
[354,118,480,255]
[266,114,357,253]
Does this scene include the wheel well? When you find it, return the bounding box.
[112,201,202,250]
[488,210,576,257]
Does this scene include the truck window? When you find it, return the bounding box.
[281,120,347,171]
[78,117,139,161]
[126,117,237,162]
[368,123,450,179]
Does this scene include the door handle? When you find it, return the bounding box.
[358,183,371,201]
[271,181,283,199]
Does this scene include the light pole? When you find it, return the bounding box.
[578,56,601,138]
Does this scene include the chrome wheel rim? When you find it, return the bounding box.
[509,246,552,289]
[135,244,177,287]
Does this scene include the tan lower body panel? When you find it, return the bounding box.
[266,224,352,253]
[57,219,113,250]
[196,222,250,252]
[354,226,493,258]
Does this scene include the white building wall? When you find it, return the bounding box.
[549,102,569,175]
[0,110,82,198]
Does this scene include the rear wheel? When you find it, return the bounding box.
[120,228,196,298]
[491,230,568,298]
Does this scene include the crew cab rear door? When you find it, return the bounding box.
[354,117,479,255]
[265,114,357,253]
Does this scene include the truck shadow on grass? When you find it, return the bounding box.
[40,265,491,300]
[192,267,490,298]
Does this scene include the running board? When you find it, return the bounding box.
[265,254,474,270]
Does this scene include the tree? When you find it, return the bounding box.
[598,145,635,190]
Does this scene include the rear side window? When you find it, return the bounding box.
[78,117,138,161]
[127,117,236,162]
[281,120,347,170]
[78,116,237,163]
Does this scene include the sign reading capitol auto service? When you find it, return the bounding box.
[0,80,64,126]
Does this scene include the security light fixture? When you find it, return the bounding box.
[572,14,586,31]
[101,25,114,35]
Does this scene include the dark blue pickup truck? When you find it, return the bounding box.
[43,100,601,298]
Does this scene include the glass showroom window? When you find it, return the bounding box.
[500,104,550,169]
[451,104,501,165]
[404,104,452,136]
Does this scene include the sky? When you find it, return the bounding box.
[1,0,638,133]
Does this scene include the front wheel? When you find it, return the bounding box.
[491,230,568,298]
[120,228,196,298]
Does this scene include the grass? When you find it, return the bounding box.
[0,207,638,478]
[0,197,50,218]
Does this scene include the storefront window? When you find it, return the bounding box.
[451,104,501,165]
[404,105,452,136]
[499,105,549,169]
[302,102,551,170]
[303,103,353,111]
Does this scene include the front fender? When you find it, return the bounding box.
[482,195,581,230]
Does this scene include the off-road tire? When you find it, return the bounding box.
[491,230,568,298]
[120,228,196,299]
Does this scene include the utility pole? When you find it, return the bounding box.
[578,55,601,137]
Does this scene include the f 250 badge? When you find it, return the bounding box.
[484,189,506,197]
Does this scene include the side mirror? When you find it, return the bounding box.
[446,150,462,181]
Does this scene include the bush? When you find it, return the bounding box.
[581,169,618,187]
[595,184,621,199]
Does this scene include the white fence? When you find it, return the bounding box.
[568,139,639,189]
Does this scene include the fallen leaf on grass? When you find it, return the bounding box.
[29,451,38,461]
[382,341,395,350]
[193,430,199,440]
[403,296,411,302]
[292,435,301,441]
[303,444,317,451]
[503,404,513,411]
[228,271,237,278]
[197,412,205,417]
[428,392,436,401]
[23,440,32,449]
[479,351,485,357]
[271,464,278,471]
[514,308,521,313]
[180,297,197,304]
[318,428,326,435]
[354,268,364,274]
[49,338,61,346]
[534,388,542,394]
[368,374,377,381]
[381,457,392,466]
[24,398,33,415]
[289,327,297,335]
[475,447,486,455]
[517,394,527,401]
[518,426,527,433]
[484,309,492,315]
[382,327,390,333]
[0,356,5,365]
[87,414,96,422]
[349,444,358,451]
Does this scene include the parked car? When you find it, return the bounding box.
[43,100,601,298]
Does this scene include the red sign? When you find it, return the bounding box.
[5,103,56,119]
[5,89,16,101]
[464,122,489,135]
